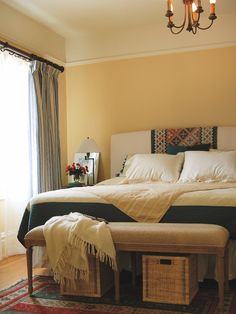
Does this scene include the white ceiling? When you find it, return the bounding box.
[3,0,236,63]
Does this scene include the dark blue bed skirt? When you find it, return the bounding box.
[17,201,236,246]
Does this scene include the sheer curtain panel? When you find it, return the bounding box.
[0,51,33,259]
[31,61,62,192]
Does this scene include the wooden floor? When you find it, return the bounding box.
[0,254,48,290]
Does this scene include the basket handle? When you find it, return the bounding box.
[159,259,172,265]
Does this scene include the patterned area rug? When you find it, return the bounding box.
[1,275,236,314]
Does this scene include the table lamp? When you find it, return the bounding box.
[76,137,100,185]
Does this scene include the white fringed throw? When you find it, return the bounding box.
[43,212,117,287]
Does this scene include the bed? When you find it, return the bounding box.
[17,126,236,279]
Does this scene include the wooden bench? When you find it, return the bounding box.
[108,223,229,308]
[24,222,229,308]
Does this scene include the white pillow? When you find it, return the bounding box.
[119,154,133,177]
[179,151,236,183]
[125,153,184,183]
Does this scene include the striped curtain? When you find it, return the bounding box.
[30,61,62,192]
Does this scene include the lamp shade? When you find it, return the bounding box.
[77,137,100,153]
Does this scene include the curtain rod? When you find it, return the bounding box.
[0,40,64,73]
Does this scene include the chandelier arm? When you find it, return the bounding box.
[168,1,187,31]
[170,25,186,34]
[197,20,214,30]
[170,22,186,29]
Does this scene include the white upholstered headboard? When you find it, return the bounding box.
[110,126,236,178]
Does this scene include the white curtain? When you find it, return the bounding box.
[0,51,34,259]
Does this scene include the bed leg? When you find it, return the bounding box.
[131,252,136,287]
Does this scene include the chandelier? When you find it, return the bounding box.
[165,0,217,34]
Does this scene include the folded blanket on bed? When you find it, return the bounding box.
[90,182,236,223]
[43,212,117,287]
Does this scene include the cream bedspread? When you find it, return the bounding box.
[90,182,236,222]
[31,182,236,223]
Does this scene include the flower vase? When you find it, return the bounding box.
[73,174,83,183]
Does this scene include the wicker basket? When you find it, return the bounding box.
[60,254,114,297]
[142,254,198,304]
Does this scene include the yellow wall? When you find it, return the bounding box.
[1,2,236,184]
[1,2,235,184]
[66,46,236,181]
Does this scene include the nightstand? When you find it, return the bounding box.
[62,182,94,188]
[62,182,85,188]
[69,182,85,187]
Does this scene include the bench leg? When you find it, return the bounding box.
[26,247,33,295]
[217,255,225,308]
[114,255,120,303]
[224,248,229,291]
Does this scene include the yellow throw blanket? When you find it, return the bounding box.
[43,212,117,287]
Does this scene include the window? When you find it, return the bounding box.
[0,51,34,258]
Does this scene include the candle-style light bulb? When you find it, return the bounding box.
[210,0,216,15]
[167,0,173,12]
[192,2,198,21]
[192,3,197,12]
